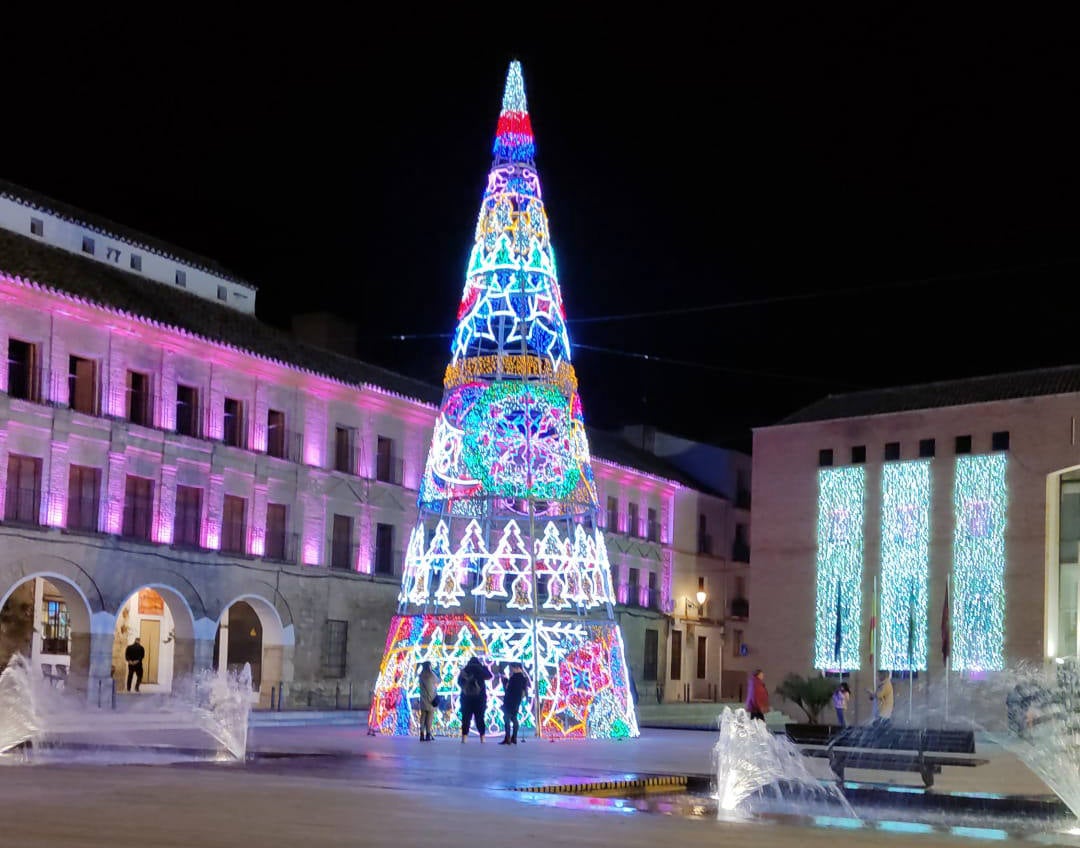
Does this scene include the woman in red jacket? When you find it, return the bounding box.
[745,669,769,722]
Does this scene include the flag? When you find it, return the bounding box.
[941,578,951,666]
[906,582,916,671]
[869,577,877,672]
[833,580,843,664]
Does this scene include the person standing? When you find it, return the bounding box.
[125,637,145,693]
[457,656,492,743]
[498,662,530,745]
[868,672,894,726]
[418,661,439,742]
[832,682,851,727]
[745,669,769,722]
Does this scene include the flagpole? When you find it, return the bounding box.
[944,573,951,724]
[909,579,915,724]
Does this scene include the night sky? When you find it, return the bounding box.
[5,12,1078,452]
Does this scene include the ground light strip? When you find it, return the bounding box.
[510,775,689,794]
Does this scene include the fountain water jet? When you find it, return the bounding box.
[712,706,857,820]
[0,654,253,762]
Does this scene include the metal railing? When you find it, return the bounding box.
[735,488,752,510]
[264,531,299,564]
[646,520,661,543]
[329,540,357,571]
[333,442,363,476]
[66,495,101,533]
[267,428,304,463]
[375,455,404,485]
[372,547,403,576]
[219,520,248,554]
[697,533,714,556]
[2,486,42,526]
[732,540,751,562]
[729,597,750,619]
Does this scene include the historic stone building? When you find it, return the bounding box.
[0,180,750,708]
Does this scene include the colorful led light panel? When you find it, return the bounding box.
[814,466,865,670]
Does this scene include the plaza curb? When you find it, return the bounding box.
[509,774,689,794]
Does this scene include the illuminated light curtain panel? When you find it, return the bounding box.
[814,466,865,670]
[879,460,930,671]
[952,453,1008,671]
[369,62,637,740]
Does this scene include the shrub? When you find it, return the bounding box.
[774,672,837,724]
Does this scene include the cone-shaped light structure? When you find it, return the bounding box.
[369,62,638,740]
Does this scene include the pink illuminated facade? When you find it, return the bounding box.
[0,181,748,707]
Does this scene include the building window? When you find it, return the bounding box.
[331,514,354,571]
[121,475,154,540]
[67,465,101,533]
[265,503,288,561]
[175,270,186,287]
[68,355,98,415]
[670,630,682,681]
[223,397,244,448]
[884,441,901,461]
[41,598,70,655]
[647,507,659,542]
[606,495,618,530]
[375,522,395,575]
[992,431,1010,451]
[627,502,640,537]
[334,426,354,474]
[851,445,866,464]
[174,485,202,548]
[955,435,972,455]
[628,567,640,605]
[217,285,227,301]
[130,254,142,271]
[221,495,247,554]
[176,384,200,437]
[126,370,151,427]
[643,629,659,681]
[733,628,744,658]
[376,436,400,484]
[696,636,707,680]
[733,523,750,562]
[267,409,286,459]
[7,338,40,402]
[697,513,712,555]
[30,217,43,237]
[818,448,833,467]
[919,438,936,458]
[736,469,751,509]
[322,619,348,678]
[4,454,42,525]
[81,235,94,255]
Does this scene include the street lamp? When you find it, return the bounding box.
[685,590,708,618]
[696,589,708,607]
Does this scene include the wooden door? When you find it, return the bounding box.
[140,619,160,684]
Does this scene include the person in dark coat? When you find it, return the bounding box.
[498,662,530,745]
[457,656,492,743]
[125,637,145,693]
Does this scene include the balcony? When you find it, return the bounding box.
[732,540,751,563]
[375,455,404,486]
[646,520,660,543]
[330,539,357,571]
[735,488,752,511]
[267,429,304,463]
[263,531,299,564]
[729,597,750,619]
[333,442,363,476]
[697,533,713,556]
[2,486,42,527]
[373,547,403,577]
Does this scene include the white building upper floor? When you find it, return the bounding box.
[0,195,736,612]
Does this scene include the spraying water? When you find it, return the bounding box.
[712,706,857,819]
[0,654,252,762]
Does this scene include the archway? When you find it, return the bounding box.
[213,595,286,707]
[0,574,92,689]
[111,585,196,695]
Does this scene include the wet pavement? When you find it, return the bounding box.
[0,721,1076,847]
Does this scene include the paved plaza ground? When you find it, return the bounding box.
[0,717,1069,848]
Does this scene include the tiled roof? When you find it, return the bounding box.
[0,228,442,405]
[0,179,255,290]
[776,364,1080,426]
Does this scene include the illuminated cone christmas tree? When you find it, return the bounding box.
[370,61,638,740]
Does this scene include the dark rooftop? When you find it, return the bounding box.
[774,364,1080,426]
[586,428,721,493]
[0,227,442,404]
[0,179,255,290]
